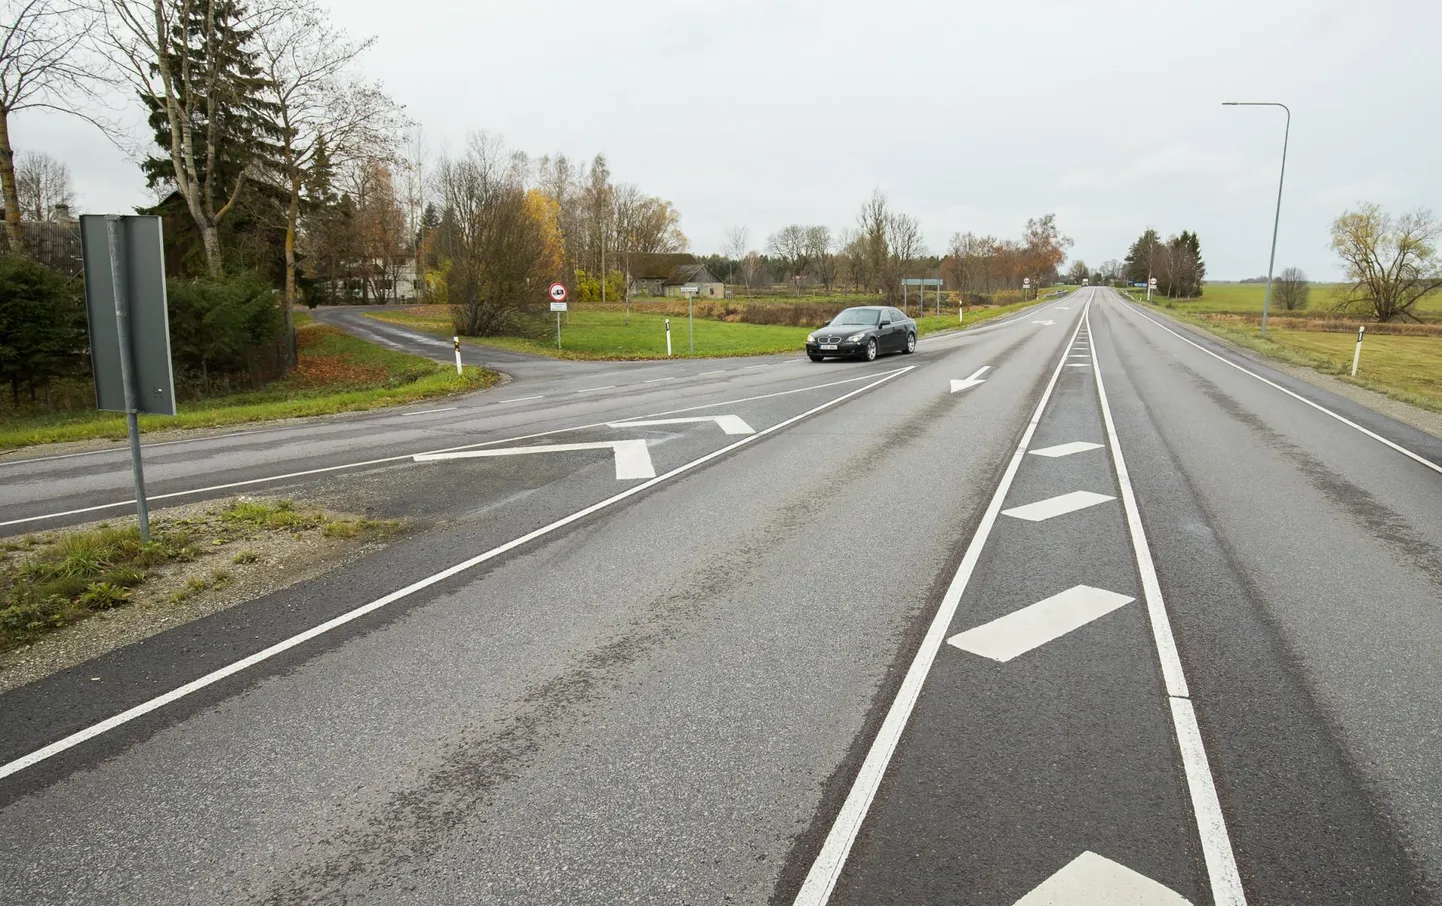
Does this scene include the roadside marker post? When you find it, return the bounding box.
[1351,325,1365,376]
[453,336,462,375]
[1148,276,1157,301]
[80,214,175,543]
[549,282,568,351]
[665,318,672,356]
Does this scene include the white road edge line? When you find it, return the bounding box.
[0,366,917,782]
[404,407,459,416]
[792,303,1090,906]
[498,395,544,403]
[1086,304,1247,906]
[1,369,908,529]
[1115,293,1441,477]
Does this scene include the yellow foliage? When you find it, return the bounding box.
[525,190,566,279]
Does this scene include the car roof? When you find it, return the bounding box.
[842,305,888,311]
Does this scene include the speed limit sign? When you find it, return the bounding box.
[549,282,568,303]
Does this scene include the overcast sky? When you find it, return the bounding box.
[15,0,1440,280]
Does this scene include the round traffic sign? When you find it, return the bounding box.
[549,282,568,302]
[1148,277,1158,286]
[1023,277,1031,286]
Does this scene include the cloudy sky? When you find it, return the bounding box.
[15,0,1439,280]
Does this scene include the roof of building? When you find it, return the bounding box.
[665,263,720,285]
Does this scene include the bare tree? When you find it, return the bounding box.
[740,249,765,295]
[253,0,403,350]
[1331,203,1442,322]
[0,0,108,250]
[855,191,889,294]
[805,225,837,294]
[1274,266,1309,311]
[884,211,923,306]
[722,224,747,292]
[767,224,810,293]
[14,148,73,219]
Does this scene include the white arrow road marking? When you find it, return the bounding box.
[607,415,754,435]
[1030,441,1104,458]
[947,585,1133,662]
[414,440,656,480]
[1012,851,1192,905]
[1032,320,1056,325]
[950,365,991,394]
[1002,490,1115,522]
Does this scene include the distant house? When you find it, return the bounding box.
[625,252,696,297]
[663,263,725,298]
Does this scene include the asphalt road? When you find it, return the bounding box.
[2,289,1439,905]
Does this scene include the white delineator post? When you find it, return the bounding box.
[1351,325,1365,376]
[665,318,672,357]
[453,336,462,375]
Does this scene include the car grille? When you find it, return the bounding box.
[819,335,843,343]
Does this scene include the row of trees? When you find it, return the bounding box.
[708,198,1072,307]
[1120,229,1207,298]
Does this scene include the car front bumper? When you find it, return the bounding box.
[806,340,866,356]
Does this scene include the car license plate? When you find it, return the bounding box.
[820,344,837,351]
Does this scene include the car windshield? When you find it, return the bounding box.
[829,309,881,326]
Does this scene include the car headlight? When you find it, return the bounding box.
[846,331,868,342]
[807,333,818,343]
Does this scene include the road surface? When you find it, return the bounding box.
[2,289,1439,905]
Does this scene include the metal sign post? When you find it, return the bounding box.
[80,214,175,542]
[680,284,699,354]
[1023,277,1032,301]
[549,283,568,351]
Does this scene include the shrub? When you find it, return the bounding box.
[166,270,284,380]
[0,254,88,407]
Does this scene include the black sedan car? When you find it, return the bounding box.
[805,306,918,362]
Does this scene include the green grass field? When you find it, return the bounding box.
[373,298,1045,361]
[1154,282,1442,320]
[0,316,499,452]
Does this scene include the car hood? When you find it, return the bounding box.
[813,325,877,337]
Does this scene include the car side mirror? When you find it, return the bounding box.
[879,319,890,327]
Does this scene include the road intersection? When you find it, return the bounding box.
[2,290,1439,904]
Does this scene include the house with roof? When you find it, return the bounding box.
[663,263,725,298]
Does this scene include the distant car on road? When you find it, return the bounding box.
[806,306,917,362]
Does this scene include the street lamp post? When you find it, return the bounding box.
[1223,101,1290,336]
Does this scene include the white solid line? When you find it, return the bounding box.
[642,377,675,383]
[697,369,728,376]
[1029,441,1104,458]
[574,385,615,393]
[1,369,910,529]
[404,407,459,416]
[498,395,544,403]
[1001,489,1115,522]
[415,440,657,480]
[1086,305,1246,905]
[946,585,1133,662]
[792,306,1089,906]
[1115,294,1441,477]
[0,366,917,781]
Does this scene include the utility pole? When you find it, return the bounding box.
[1223,101,1291,336]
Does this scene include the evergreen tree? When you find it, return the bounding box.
[139,0,286,275]
[1123,229,1161,284]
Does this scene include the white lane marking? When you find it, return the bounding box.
[1030,441,1103,458]
[1115,293,1442,477]
[1002,490,1115,522]
[1032,320,1056,325]
[1086,305,1246,905]
[0,366,918,781]
[608,415,754,435]
[1066,363,1091,368]
[498,395,544,403]
[415,440,656,480]
[697,369,728,376]
[947,585,1133,662]
[404,407,459,416]
[574,386,615,393]
[792,306,1090,906]
[950,365,991,394]
[1,369,909,529]
[1069,354,1089,358]
[642,377,675,383]
[1013,851,1192,906]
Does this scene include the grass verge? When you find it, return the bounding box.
[371,297,1051,360]
[1144,305,1442,414]
[0,315,500,453]
[0,497,398,655]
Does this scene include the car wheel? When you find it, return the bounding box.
[863,338,878,362]
[808,353,824,362]
[904,332,917,354]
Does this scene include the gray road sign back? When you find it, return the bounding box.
[80,215,176,416]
